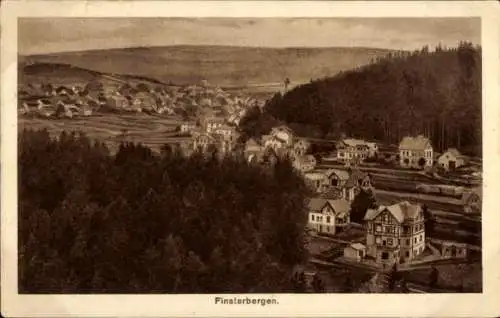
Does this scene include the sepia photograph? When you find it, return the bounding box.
[2,1,500,317]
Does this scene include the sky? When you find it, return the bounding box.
[18,18,481,55]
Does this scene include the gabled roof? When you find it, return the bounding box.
[307,198,327,212]
[349,243,366,250]
[399,135,432,150]
[324,169,350,181]
[364,201,421,223]
[326,199,350,215]
[440,148,464,159]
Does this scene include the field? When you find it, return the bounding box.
[20,46,394,88]
[19,114,185,153]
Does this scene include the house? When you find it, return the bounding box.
[343,243,367,262]
[55,101,79,118]
[399,135,434,169]
[213,133,237,155]
[438,148,466,171]
[292,155,317,173]
[269,125,295,148]
[303,168,356,199]
[132,92,156,112]
[192,133,217,153]
[244,138,263,163]
[180,121,198,134]
[214,124,236,139]
[364,201,426,265]
[262,134,288,151]
[462,187,481,214]
[112,94,130,109]
[293,138,311,157]
[307,198,351,235]
[55,86,73,96]
[349,170,372,189]
[336,139,372,163]
[203,116,226,133]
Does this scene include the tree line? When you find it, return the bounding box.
[240,42,481,156]
[19,128,310,293]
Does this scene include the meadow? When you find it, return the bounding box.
[18,113,185,153]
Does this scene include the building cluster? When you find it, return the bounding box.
[176,111,241,157]
[18,80,263,124]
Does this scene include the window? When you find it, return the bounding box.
[387,238,393,245]
[326,216,331,223]
[403,226,409,234]
[359,251,363,257]
[376,237,381,244]
[420,234,423,242]
[406,239,410,245]
[406,251,410,257]
[381,252,389,260]
[414,237,417,243]
[383,240,387,246]
[376,225,382,232]
[311,215,315,221]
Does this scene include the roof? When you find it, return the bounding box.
[399,135,432,150]
[440,148,464,159]
[206,116,226,124]
[307,198,327,212]
[296,155,316,165]
[364,201,421,223]
[245,138,261,148]
[182,121,197,126]
[304,172,326,181]
[349,243,366,250]
[342,138,367,147]
[346,169,369,187]
[326,199,350,215]
[324,169,350,181]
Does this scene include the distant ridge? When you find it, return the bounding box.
[21,45,395,87]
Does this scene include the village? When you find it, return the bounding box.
[183,117,483,292]
[18,77,483,293]
[17,76,483,294]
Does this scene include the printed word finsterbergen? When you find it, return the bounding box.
[214,296,278,306]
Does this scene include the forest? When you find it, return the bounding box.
[19,129,310,293]
[240,42,482,156]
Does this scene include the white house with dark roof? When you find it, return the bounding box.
[399,135,434,169]
[336,138,374,163]
[307,198,351,235]
[364,201,426,265]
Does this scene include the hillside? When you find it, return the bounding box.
[243,42,481,156]
[20,45,394,88]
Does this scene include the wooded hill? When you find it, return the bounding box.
[244,42,481,156]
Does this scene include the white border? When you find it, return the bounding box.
[2,1,500,317]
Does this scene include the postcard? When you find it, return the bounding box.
[1,1,500,317]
